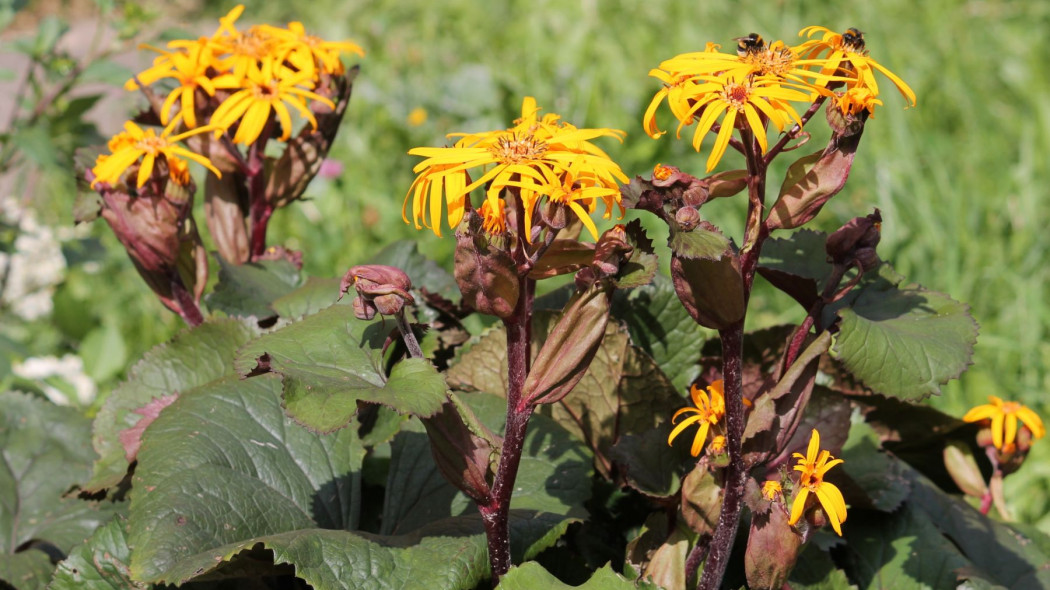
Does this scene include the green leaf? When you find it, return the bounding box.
[612,274,709,392]
[382,393,591,535]
[126,374,365,584]
[668,223,730,260]
[497,563,636,589]
[79,320,127,383]
[72,189,102,225]
[80,59,134,86]
[905,467,1050,588]
[830,265,979,400]
[270,276,344,319]
[788,545,857,590]
[205,256,301,319]
[86,319,258,492]
[262,512,572,590]
[49,515,137,590]
[841,503,970,590]
[369,240,457,298]
[757,229,832,309]
[840,421,911,512]
[235,305,448,433]
[0,392,117,589]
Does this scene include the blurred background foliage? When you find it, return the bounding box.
[2,0,1049,528]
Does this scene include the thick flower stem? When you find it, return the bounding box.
[481,274,535,584]
[697,322,746,590]
[246,117,275,260]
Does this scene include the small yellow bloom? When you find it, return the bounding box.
[405,96,627,238]
[91,120,220,189]
[478,197,507,235]
[707,435,726,454]
[653,163,673,181]
[407,107,428,127]
[835,87,883,117]
[963,396,1045,451]
[210,56,334,144]
[126,39,218,129]
[762,480,782,501]
[788,429,847,536]
[796,26,916,108]
[667,380,726,457]
[259,21,365,78]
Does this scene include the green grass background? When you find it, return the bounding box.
[11,0,1050,529]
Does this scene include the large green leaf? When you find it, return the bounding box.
[0,392,117,590]
[757,229,832,310]
[49,516,137,590]
[235,305,448,433]
[841,504,970,590]
[611,274,709,391]
[840,421,910,513]
[260,512,572,590]
[85,319,258,492]
[126,374,364,583]
[205,257,302,319]
[497,563,637,589]
[905,467,1050,588]
[382,393,592,535]
[788,545,857,590]
[830,266,978,401]
[270,276,345,319]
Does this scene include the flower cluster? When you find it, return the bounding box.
[645,27,915,171]
[667,380,727,457]
[405,97,628,239]
[91,5,363,189]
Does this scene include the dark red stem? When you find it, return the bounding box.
[246,117,275,260]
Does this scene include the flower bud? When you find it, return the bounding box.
[826,209,882,271]
[421,395,500,504]
[675,206,701,231]
[339,264,415,320]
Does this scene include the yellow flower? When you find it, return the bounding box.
[407,107,428,127]
[796,26,916,108]
[835,87,883,117]
[210,56,334,144]
[762,480,782,501]
[963,396,1045,451]
[789,429,847,536]
[667,380,726,457]
[260,21,365,77]
[707,435,726,454]
[541,160,623,240]
[478,197,507,235]
[405,96,627,238]
[126,39,218,129]
[676,74,809,172]
[91,120,220,189]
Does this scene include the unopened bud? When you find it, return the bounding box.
[339,264,415,320]
[676,206,702,231]
[826,209,882,270]
[453,211,519,319]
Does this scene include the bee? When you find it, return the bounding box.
[735,33,766,57]
[842,27,866,52]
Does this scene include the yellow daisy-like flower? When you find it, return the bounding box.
[676,74,809,172]
[796,26,916,108]
[91,120,220,189]
[707,435,727,454]
[210,56,334,144]
[405,96,627,238]
[126,39,218,129]
[762,480,783,501]
[667,380,726,457]
[836,86,883,117]
[963,396,1045,451]
[788,429,847,536]
[260,21,365,78]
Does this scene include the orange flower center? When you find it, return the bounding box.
[746,45,796,77]
[722,81,751,110]
[231,30,271,59]
[134,132,169,156]
[1002,401,1022,414]
[252,80,281,101]
[653,163,673,180]
[491,132,547,163]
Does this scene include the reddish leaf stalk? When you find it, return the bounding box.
[171,276,204,327]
